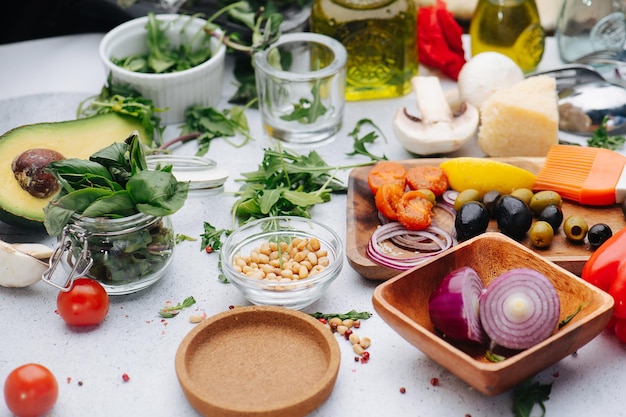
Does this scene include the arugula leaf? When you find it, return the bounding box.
[77,75,167,143]
[176,233,197,244]
[200,222,232,252]
[158,296,197,318]
[232,145,374,224]
[512,378,552,417]
[588,116,626,150]
[559,303,585,329]
[279,81,328,125]
[159,104,254,155]
[345,118,388,161]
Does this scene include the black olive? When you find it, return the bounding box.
[588,223,613,249]
[494,195,533,239]
[537,204,564,232]
[482,190,501,218]
[455,201,490,241]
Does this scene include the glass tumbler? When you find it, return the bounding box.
[253,32,347,144]
[556,0,626,63]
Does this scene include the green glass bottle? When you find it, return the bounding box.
[310,0,418,101]
[470,0,545,73]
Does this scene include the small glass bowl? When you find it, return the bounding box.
[220,216,344,310]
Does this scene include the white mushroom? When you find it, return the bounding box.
[0,239,48,287]
[392,76,480,155]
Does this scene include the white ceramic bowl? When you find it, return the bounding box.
[220,216,344,310]
[99,14,226,124]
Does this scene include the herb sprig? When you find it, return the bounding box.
[588,116,626,150]
[158,296,197,318]
[309,310,373,321]
[200,222,232,252]
[232,146,373,225]
[512,378,553,417]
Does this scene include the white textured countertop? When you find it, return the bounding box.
[0,33,624,417]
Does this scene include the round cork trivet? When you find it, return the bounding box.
[175,305,341,417]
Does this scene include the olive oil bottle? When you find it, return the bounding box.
[470,0,545,73]
[310,0,417,101]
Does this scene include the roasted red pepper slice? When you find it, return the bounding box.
[417,0,466,80]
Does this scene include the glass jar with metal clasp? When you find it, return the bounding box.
[43,212,175,295]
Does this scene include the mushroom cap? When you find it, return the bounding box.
[393,103,480,155]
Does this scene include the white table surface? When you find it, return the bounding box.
[0,33,624,417]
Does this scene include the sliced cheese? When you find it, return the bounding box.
[477,75,558,157]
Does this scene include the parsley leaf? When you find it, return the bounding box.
[588,116,626,150]
[512,378,553,417]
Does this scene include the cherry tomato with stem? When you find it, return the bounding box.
[4,363,58,417]
[57,277,110,326]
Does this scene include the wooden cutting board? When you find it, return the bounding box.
[346,157,626,280]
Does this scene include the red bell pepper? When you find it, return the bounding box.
[581,226,626,342]
[417,0,466,80]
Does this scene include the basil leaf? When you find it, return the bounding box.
[81,191,136,218]
[44,188,115,236]
[127,170,189,216]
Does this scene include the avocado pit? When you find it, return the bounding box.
[11,148,64,198]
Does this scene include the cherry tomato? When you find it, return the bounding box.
[614,317,626,344]
[397,190,434,231]
[374,183,404,221]
[405,165,448,197]
[57,278,110,326]
[367,161,406,195]
[4,363,58,417]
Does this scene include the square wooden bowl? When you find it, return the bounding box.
[372,232,614,396]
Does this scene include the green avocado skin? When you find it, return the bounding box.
[0,113,151,229]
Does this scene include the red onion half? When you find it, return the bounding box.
[479,268,560,350]
[428,267,487,344]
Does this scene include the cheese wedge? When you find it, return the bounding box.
[477,75,558,157]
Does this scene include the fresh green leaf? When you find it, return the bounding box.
[175,233,197,244]
[588,116,626,150]
[279,81,328,125]
[127,170,190,216]
[309,310,373,321]
[346,118,388,161]
[512,378,553,417]
[158,296,197,318]
[559,303,585,329]
[485,350,506,363]
[81,191,136,218]
[200,222,232,252]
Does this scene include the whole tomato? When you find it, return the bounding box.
[614,317,626,344]
[57,278,110,326]
[4,363,58,417]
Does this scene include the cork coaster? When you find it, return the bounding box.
[175,306,341,417]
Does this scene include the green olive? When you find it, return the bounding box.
[416,189,436,205]
[529,190,563,216]
[454,189,481,212]
[510,188,534,205]
[529,220,554,248]
[563,215,589,243]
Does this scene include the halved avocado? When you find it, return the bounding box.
[0,113,151,228]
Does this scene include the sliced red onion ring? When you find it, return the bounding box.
[479,268,560,350]
[366,222,455,270]
[428,267,487,344]
[442,190,459,207]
